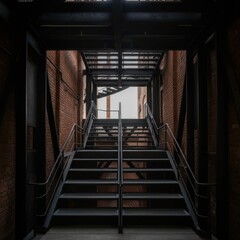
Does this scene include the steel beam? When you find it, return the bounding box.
[47,76,59,160]
[90,68,156,76]
[197,46,209,232]
[95,80,149,87]
[24,1,214,14]
[216,20,229,240]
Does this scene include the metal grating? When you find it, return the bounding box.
[82,51,164,87]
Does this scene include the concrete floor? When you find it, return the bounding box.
[34,226,212,240]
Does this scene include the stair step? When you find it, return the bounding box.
[54,208,118,217]
[69,168,117,172]
[60,193,119,199]
[123,180,178,185]
[87,140,153,143]
[122,208,190,217]
[123,168,173,172]
[123,158,169,161]
[122,193,183,199]
[65,179,118,185]
[88,136,152,139]
[73,158,118,161]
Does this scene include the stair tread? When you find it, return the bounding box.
[60,193,119,199]
[54,208,118,216]
[122,208,190,217]
[70,168,117,172]
[123,158,169,161]
[123,180,178,184]
[65,179,118,184]
[123,168,173,172]
[122,193,183,199]
[73,158,118,161]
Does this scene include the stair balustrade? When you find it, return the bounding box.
[145,102,216,235]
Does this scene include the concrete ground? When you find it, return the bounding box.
[34,226,212,240]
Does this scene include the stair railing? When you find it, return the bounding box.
[145,103,159,148]
[82,101,97,148]
[30,123,82,230]
[145,103,216,234]
[118,102,123,233]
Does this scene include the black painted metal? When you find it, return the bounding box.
[47,76,60,160]
[216,26,229,240]
[186,50,195,203]
[197,47,209,232]
[176,73,186,147]
[86,74,92,115]
[15,30,28,240]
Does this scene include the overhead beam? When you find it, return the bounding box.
[37,12,202,27]
[118,52,122,86]
[44,37,190,51]
[96,80,149,87]
[22,1,214,14]
[90,69,153,76]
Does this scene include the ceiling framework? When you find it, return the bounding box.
[82,51,164,87]
[16,0,215,87]
[18,0,216,51]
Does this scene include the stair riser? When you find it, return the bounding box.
[57,198,185,209]
[71,160,117,169]
[123,151,168,158]
[63,184,118,193]
[122,216,192,226]
[122,184,180,193]
[123,199,186,208]
[52,216,118,226]
[74,151,118,158]
[123,161,172,168]
[57,199,118,208]
[68,172,117,180]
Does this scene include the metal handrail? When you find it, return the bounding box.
[117,102,123,233]
[145,103,216,231]
[31,123,82,220]
[31,124,82,187]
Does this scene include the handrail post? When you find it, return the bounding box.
[164,124,167,150]
[74,124,77,150]
[118,102,123,233]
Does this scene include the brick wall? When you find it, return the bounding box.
[46,51,83,177]
[161,51,186,151]
[0,22,15,240]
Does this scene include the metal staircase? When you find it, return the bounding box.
[50,103,192,232]
[86,119,155,149]
[32,102,214,236]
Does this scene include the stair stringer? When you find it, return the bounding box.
[166,151,201,233]
[43,151,76,230]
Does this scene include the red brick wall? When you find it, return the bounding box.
[0,22,15,240]
[161,51,187,152]
[46,51,83,177]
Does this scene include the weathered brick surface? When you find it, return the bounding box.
[46,51,83,177]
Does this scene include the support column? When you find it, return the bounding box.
[92,82,97,105]
[186,50,195,170]
[216,27,229,240]
[86,74,92,115]
[147,81,152,111]
[152,72,160,125]
[198,47,209,232]
[186,50,195,201]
